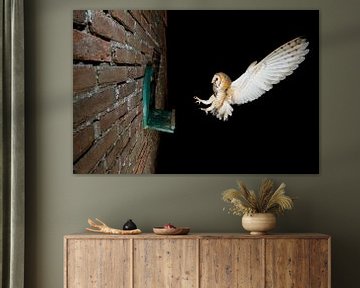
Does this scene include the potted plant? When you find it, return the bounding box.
[222,179,294,235]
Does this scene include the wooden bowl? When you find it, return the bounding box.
[153,227,190,235]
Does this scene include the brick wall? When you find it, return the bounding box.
[73,10,167,174]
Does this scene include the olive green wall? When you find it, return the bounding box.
[25,0,360,287]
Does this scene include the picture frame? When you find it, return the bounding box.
[73,9,319,174]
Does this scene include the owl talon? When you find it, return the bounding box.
[200,108,209,115]
[194,96,202,105]
[194,95,216,106]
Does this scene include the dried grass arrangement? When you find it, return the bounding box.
[222,179,295,216]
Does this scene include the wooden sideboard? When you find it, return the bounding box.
[64,233,330,288]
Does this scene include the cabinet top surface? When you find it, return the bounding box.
[64,232,330,240]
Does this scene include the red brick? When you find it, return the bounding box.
[148,25,159,44]
[136,23,156,49]
[136,79,143,88]
[145,151,156,173]
[113,48,137,64]
[135,52,144,65]
[98,66,127,85]
[135,90,142,107]
[74,127,118,173]
[93,161,106,174]
[73,87,115,126]
[134,141,148,174]
[126,33,141,51]
[141,11,152,26]
[127,109,139,126]
[73,8,167,174]
[130,113,142,138]
[162,11,168,26]
[117,132,131,171]
[127,129,137,149]
[135,109,143,129]
[141,41,153,55]
[119,156,127,173]
[128,141,143,173]
[110,10,136,32]
[128,66,145,79]
[100,104,127,132]
[106,145,119,170]
[133,20,147,40]
[106,133,129,170]
[119,130,130,150]
[108,159,120,174]
[73,65,96,93]
[73,30,111,62]
[90,11,126,43]
[118,116,129,135]
[118,114,131,132]
[127,94,138,111]
[73,125,95,162]
[118,82,136,99]
[128,10,143,27]
[139,12,150,31]
[73,10,87,25]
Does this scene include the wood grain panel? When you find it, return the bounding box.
[66,239,131,288]
[64,233,330,240]
[200,239,264,288]
[133,239,197,288]
[265,239,310,288]
[64,234,330,288]
[310,239,330,287]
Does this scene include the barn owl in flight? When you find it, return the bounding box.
[194,37,309,121]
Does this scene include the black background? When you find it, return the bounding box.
[156,10,319,174]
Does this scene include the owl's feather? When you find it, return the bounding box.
[194,37,310,121]
[229,37,309,105]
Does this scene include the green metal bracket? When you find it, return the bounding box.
[142,64,175,133]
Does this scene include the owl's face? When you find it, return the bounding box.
[211,72,232,92]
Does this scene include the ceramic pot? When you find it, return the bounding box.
[242,213,276,235]
[123,219,137,230]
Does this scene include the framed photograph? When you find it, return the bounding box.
[73,10,319,174]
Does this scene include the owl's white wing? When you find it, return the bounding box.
[229,37,309,105]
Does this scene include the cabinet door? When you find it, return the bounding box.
[134,239,198,288]
[200,239,264,288]
[265,239,329,288]
[309,239,330,288]
[66,239,131,288]
[266,239,309,287]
